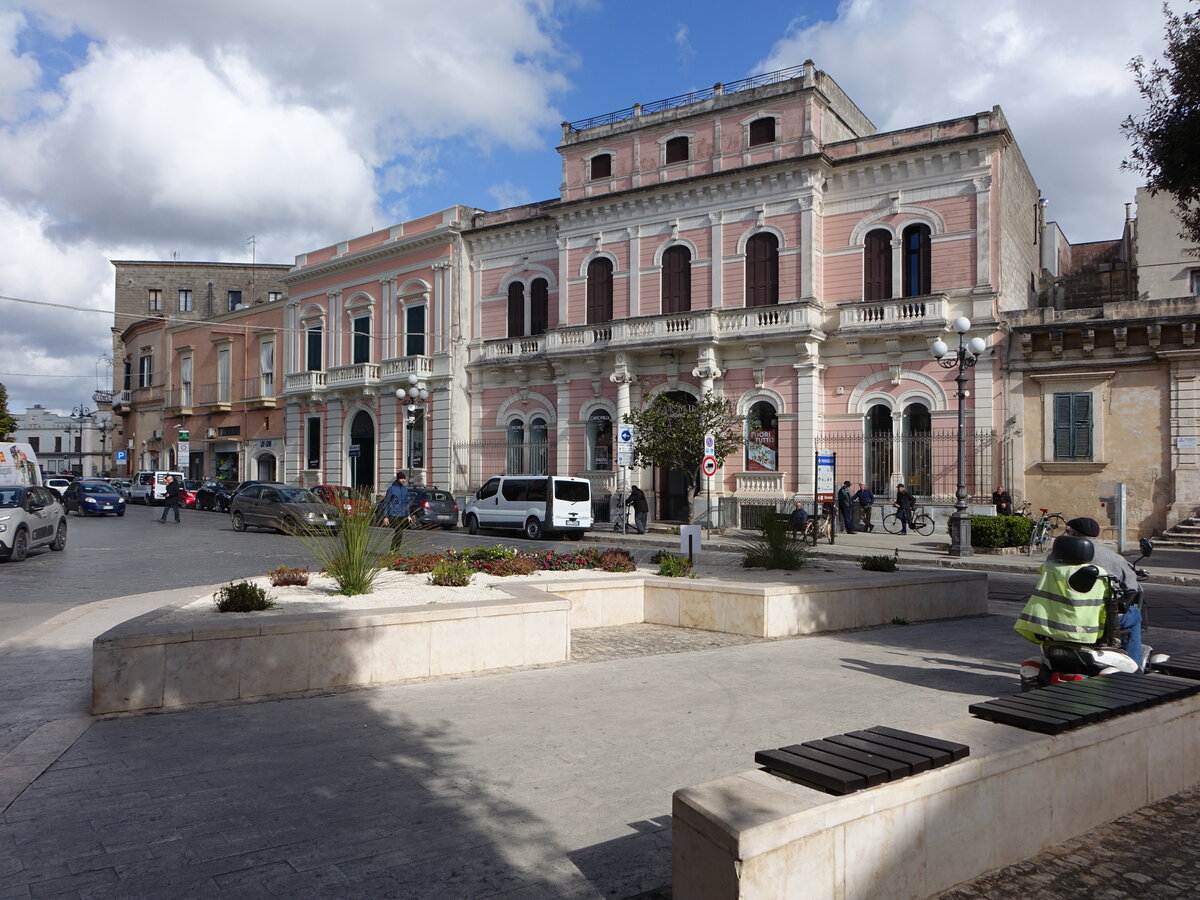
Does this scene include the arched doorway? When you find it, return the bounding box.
[349,410,376,490]
[902,403,931,496]
[865,404,893,496]
[256,453,276,481]
[656,390,696,522]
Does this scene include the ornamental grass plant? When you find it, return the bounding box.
[739,513,813,571]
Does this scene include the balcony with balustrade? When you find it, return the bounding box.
[476,300,823,365]
[836,294,950,334]
[381,355,436,383]
[163,388,193,418]
[284,371,328,395]
[198,382,234,411]
[327,363,380,393]
[242,375,277,409]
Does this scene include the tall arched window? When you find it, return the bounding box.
[506,419,525,474]
[586,258,614,325]
[864,229,893,301]
[745,401,778,471]
[865,404,893,496]
[507,283,525,338]
[405,304,426,356]
[745,233,779,307]
[529,418,549,475]
[902,224,932,297]
[305,323,323,371]
[662,246,692,314]
[903,403,932,497]
[530,278,548,336]
[587,411,613,470]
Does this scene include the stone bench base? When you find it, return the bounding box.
[672,695,1200,899]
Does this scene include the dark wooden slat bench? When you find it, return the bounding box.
[970,673,1200,735]
[754,726,969,796]
[1150,652,1200,680]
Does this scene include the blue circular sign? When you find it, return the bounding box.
[620,429,632,442]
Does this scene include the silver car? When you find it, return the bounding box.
[0,484,67,561]
[229,483,340,534]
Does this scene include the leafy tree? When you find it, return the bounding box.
[1123,3,1200,245]
[0,383,17,441]
[622,390,743,523]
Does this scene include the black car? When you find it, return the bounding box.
[196,479,235,512]
[410,487,459,530]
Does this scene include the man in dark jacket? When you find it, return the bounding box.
[893,483,916,534]
[628,485,649,534]
[381,473,413,552]
[158,475,182,524]
[992,486,1013,516]
[853,483,875,532]
[836,481,857,533]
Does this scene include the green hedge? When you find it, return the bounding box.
[964,514,1034,548]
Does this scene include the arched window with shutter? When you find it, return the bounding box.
[507,282,525,338]
[745,233,779,307]
[530,278,548,336]
[586,258,613,325]
[902,224,932,297]
[661,246,692,314]
[864,229,893,301]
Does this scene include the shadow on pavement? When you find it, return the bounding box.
[839,656,1016,697]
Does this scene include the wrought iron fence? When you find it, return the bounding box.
[815,430,997,503]
[452,440,557,490]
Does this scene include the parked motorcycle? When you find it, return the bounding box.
[1018,536,1166,691]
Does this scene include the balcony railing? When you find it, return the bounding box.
[285,371,327,393]
[479,301,820,363]
[382,355,435,380]
[837,295,948,331]
[164,388,193,414]
[198,382,233,407]
[242,375,277,407]
[327,362,380,388]
[734,471,786,495]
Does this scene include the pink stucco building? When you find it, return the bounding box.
[281,62,1039,524]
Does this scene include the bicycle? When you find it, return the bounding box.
[1013,500,1034,518]
[1027,509,1066,555]
[882,505,934,536]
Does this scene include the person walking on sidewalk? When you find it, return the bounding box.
[853,483,875,532]
[158,475,182,524]
[629,485,649,535]
[837,481,857,533]
[381,472,413,554]
[893,483,916,535]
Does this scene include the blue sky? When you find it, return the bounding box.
[0,0,1177,414]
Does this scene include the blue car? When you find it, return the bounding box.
[62,479,127,517]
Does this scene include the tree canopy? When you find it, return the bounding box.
[622,390,743,522]
[0,383,17,441]
[1123,2,1200,245]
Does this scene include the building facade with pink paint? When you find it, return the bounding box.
[281,63,1040,524]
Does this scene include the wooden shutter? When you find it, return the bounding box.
[507,283,524,338]
[530,279,548,335]
[662,247,691,313]
[1053,392,1092,459]
[746,234,779,307]
[586,259,613,324]
[864,230,892,301]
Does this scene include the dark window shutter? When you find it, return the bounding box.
[902,224,931,297]
[864,230,893,301]
[586,258,614,324]
[749,117,776,146]
[1071,393,1092,459]
[662,246,692,313]
[746,233,779,307]
[590,154,611,179]
[665,136,689,164]
[507,282,525,337]
[530,279,548,335]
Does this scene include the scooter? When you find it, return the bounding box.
[1019,537,1167,691]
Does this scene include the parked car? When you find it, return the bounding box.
[409,487,459,530]
[196,479,234,512]
[230,480,267,499]
[129,471,186,505]
[62,479,126,517]
[312,484,373,518]
[44,477,72,498]
[108,478,132,500]
[0,484,67,561]
[181,479,202,509]
[463,475,592,540]
[229,483,340,534]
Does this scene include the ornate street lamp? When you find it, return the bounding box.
[395,373,429,483]
[931,317,987,557]
[69,404,94,477]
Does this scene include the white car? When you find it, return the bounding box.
[44,477,72,498]
[463,475,593,540]
[0,484,67,562]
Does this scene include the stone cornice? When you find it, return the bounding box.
[281,228,461,285]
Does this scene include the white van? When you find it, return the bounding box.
[463,475,593,540]
[0,442,42,486]
[129,471,186,505]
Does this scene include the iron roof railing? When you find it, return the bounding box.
[566,64,809,134]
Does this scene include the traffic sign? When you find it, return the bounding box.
[348,444,361,459]
[617,423,635,467]
[815,451,835,501]
[115,450,127,462]
[703,432,715,454]
[702,455,717,477]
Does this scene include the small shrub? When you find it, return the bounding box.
[488,557,538,577]
[449,545,518,563]
[959,514,1035,548]
[401,553,443,574]
[214,580,276,613]
[526,550,593,571]
[430,559,473,586]
[656,553,693,577]
[891,616,910,626]
[598,549,636,572]
[649,549,673,565]
[860,554,899,572]
[267,565,310,587]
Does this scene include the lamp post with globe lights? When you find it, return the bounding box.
[931,317,987,557]
[69,404,94,477]
[395,373,429,483]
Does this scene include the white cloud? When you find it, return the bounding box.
[0,10,42,121]
[759,0,1168,241]
[488,181,535,209]
[673,23,694,68]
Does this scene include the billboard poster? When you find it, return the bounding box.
[746,429,777,471]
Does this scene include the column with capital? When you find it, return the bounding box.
[793,339,824,496]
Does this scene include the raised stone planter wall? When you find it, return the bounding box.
[672,697,1200,899]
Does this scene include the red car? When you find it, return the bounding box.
[312,484,372,517]
[181,479,202,508]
